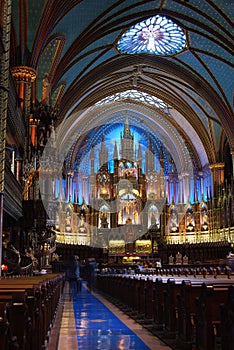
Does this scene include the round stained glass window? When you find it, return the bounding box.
[117,15,187,56]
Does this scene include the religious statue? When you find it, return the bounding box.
[79,214,86,233]
[202,211,209,224]
[65,211,72,232]
[125,216,132,224]
[79,214,85,227]
[183,254,189,265]
[41,73,51,105]
[170,211,178,231]
[175,251,182,265]
[100,212,108,228]
[168,255,174,265]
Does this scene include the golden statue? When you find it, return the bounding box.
[41,73,50,105]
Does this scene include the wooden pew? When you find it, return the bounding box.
[152,277,165,330]
[0,279,49,350]
[96,273,234,350]
[177,280,204,350]
[0,274,65,350]
[194,283,231,350]
[220,284,234,350]
[0,290,26,350]
[144,277,154,323]
[127,276,138,315]
[5,291,29,350]
[163,278,182,337]
[130,276,146,320]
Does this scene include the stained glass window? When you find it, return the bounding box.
[117,15,187,56]
[96,89,170,113]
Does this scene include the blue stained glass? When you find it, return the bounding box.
[117,15,187,56]
[95,89,170,113]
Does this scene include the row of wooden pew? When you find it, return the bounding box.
[96,273,234,350]
[153,265,233,279]
[0,273,65,350]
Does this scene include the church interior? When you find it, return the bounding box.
[0,1,233,349]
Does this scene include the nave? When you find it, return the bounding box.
[50,282,172,350]
[1,269,234,349]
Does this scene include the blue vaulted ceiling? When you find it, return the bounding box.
[11,0,234,170]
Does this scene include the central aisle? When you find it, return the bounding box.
[57,282,172,350]
[74,284,150,349]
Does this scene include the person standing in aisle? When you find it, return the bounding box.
[67,255,81,300]
[87,258,97,291]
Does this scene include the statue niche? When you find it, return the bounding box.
[78,213,86,233]
[100,211,109,228]
[118,191,140,225]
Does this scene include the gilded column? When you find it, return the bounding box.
[0,0,12,275]
[11,66,37,160]
[209,163,225,197]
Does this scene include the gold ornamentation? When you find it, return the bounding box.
[11,66,37,82]
[209,163,225,169]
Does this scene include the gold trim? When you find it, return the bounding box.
[209,163,225,169]
[11,66,37,83]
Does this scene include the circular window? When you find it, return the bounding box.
[117,15,187,56]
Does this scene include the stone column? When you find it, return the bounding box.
[198,171,204,200]
[67,172,73,202]
[182,172,190,203]
[178,175,183,204]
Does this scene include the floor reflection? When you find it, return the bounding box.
[73,283,150,350]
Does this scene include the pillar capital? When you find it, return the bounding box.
[11,66,37,83]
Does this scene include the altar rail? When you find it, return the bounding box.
[0,273,65,350]
[97,272,234,350]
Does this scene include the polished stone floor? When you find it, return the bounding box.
[48,281,172,350]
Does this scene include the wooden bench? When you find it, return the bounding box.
[96,273,234,350]
[0,274,65,350]
[0,279,50,350]
[163,278,183,337]
[0,289,27,350]
[177,280,204,349]
[144,277,154,322]
[151,277,165,330]
[194,283,231,350]
[219,284,234,350]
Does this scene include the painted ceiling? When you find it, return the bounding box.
[11,0,234,172]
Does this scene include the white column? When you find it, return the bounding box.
[182,173,190,203]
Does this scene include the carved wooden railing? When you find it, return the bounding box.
[2,245,33,276]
